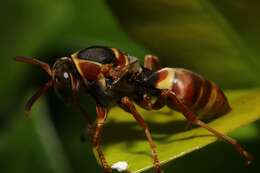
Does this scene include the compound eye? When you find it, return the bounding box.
[63,71,70,81]
[54,70,73,101]
[55,71,71,87]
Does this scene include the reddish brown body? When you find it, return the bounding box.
[172,69,230,117]
[15,46,252,173]
[142,67,230,120]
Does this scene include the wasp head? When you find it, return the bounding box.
[52,57,80,103]
[14,56,82,114]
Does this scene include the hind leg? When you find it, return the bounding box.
[138,89,253,165]
[163,90,253,165]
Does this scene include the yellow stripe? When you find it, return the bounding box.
[71,53,102,79]
[111,48,119,59]
[190,78,205,110]
[199,82,217,116]
[71,53,84,77]
[111,48,129,65]
[156,68,175,89]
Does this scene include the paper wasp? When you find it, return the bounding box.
[15,46,253,173]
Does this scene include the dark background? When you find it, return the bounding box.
[0,0,259,173]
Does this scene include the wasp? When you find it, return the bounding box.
[15,46,253,173]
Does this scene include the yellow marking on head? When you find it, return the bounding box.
[156,68,175,89]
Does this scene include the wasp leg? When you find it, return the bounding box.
[93,105,112,173]
[163,90,254,165]
[25,80,53,114]
[119,97,163,173]
[138,91,167,111]
[71,78,111,172]
[144,55,161,71]
[14,56,52,76]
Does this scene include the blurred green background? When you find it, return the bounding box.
[0,0,259,173]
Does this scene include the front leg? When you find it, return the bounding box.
[92,105,112,173]
[71,80,111,172]
[119,97,163,173]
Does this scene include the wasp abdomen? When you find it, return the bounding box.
[171,69,231,117]
[146,68,231,118]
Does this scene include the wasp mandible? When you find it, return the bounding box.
[15,46,253,173]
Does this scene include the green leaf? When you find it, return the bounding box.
[105,0,260,88]
[99,89,260,173]
[30,97,71,173]
[0,96,70,173]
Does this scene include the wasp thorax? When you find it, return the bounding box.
[52,57,77,102]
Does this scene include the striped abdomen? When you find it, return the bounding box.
[147,68,231,118]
